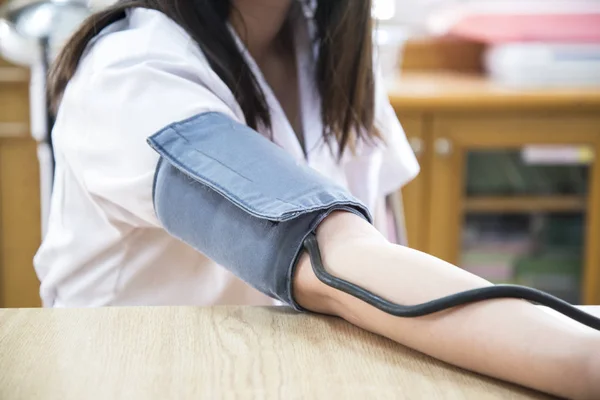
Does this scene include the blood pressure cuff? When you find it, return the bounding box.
[147,112,372,310]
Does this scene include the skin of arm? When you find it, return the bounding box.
[293,211,600,400]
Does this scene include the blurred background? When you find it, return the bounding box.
[0,0,599,308]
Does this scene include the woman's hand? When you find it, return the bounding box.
[293,211,600,400]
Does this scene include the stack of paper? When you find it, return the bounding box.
[426,0,600,87]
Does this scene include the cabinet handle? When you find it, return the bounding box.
[409,137,424,156]
[434,138,453,157]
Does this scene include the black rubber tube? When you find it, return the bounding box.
[303,233,600,331]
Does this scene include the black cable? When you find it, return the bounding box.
[303,233,600,331]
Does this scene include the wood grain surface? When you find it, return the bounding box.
[0,306,559,400]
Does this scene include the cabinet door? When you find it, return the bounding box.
[397,114,429,252]
[0,59,41,307]
[0,138,42,307]
[429,113,600,305]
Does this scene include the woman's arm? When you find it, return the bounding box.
[294,211,600,400]
[147,112,597,398]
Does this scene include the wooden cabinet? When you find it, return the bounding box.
[0,58,42,308]
[396,113,430,252]
[392,72,600,305]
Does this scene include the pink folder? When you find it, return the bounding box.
[448,14,600,44]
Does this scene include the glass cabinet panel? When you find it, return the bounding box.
[458,145,592,304]
[461,213,584,304]
[466,147,591,197]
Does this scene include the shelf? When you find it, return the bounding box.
[464,196,586,213]
[387,71,600,112]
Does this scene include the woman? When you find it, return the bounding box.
[37,0,598,398]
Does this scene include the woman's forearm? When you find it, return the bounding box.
[294,212,599,400]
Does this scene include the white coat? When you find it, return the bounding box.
[34,4,419,307]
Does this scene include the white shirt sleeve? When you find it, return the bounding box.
[55,14,241,228]
[373,66,420,196]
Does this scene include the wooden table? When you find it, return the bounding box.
[5,306,595,400]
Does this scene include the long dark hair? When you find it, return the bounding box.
[48,0,379,156]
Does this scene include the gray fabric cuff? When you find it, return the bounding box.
[147,112,371,310]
